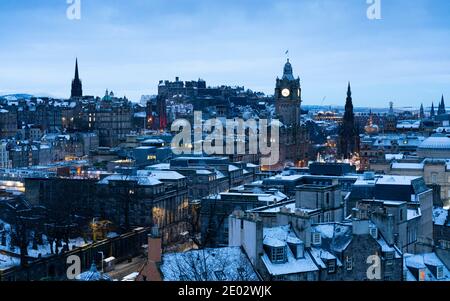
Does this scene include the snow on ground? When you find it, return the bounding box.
[0,218,92,270]
[0,253,20,270]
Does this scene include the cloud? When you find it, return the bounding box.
[0,0,449,107]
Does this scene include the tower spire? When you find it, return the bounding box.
[71,57,83,98]
[419,103,425,119]
[339,82,358,159]
[75,58,79,80]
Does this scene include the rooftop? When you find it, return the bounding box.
[98,174,163,186]
[404,253,450,281]
[160,247,259,281]
[419,136,450,150]
[433,207,448,226]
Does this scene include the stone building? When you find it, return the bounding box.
[229,212,403,281]
[75,94,133,148]
[273,59,310,169]
[295,183,344,223]
[201,187,288,247]
[417,136,450,159]
[0,142,10,168]
[432,208,449,249]
[96,172,189,243]
[346,174,434,252]
[24,177,99,220]
[0,108,17,139]
[8,142,51,168]
[359,134,425,171]
[355,199,422,254]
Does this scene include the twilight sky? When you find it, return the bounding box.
[0,0,449,108]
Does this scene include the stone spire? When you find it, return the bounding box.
[339,82,359,159]
[71,58,83,98]
[439,95,446,115]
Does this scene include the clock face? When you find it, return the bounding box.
[281,88,290,98]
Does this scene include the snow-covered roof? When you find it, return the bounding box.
[216,191,286,203]
[261,249,318,276]
[267,174,303,181]
[258,202,296,213]
[146,163,170,170]
[98,174,163,186]
[404,253,450,281]
[313,223,353,252]
[137,170,185,180]
[76,263,112,281]
[419,136,450,150]
[377,237,396,253]
[196,169,212,175]
[397,120,421,129]
[392,163,424,170]
[375,175,420,186]
[246,163,259,168]
[433,207,448,226]
[142,139,165,144]
[215,170,225,179]
[263,225,298,245]
[385,154,404,161]
[261,226,319,275]
[228,165,239,172]
[160,247,259,281]
[309,248,342,269]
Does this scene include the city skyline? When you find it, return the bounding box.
[0,0,450,107]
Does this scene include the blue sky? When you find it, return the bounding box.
[0,0,449,108]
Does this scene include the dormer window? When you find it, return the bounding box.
[287,238,304,259]
[327,259,336,273]
[312,232,322,246]
[214,270,226,281]
[385,251,394,260]
[436,265,444,280]
[271,247,286,263]
[346,256,353,271]
[270,246,287,263]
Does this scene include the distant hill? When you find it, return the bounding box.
[0,93,34,100]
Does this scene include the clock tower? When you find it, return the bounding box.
[275,59,301,126]
[269,59,310,170]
